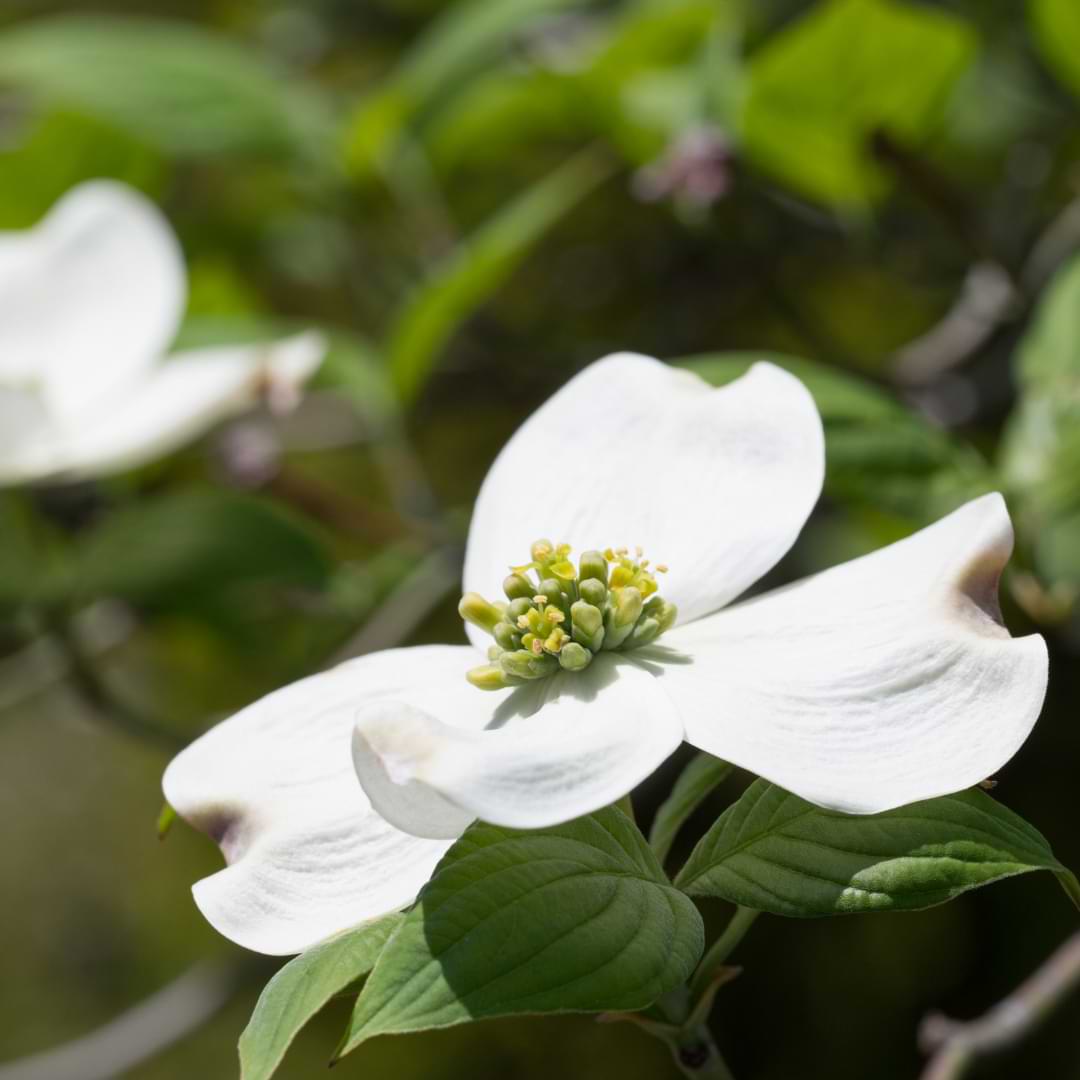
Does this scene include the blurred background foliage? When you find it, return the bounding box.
[2,0,1080,1077]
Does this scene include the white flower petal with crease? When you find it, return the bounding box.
[162,646,475,955]
[653,494,1048,814]
[0,180,185,420]
[462,353,824,649]
[352,653,683,836]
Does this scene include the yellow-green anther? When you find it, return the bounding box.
[544,626,569,653]
[579,550,608,584]
[613,586,643,628]
[459,592,504,635]
[494,622,519,651]
[559,642,592,671]
[503,573,534,601]
[579,578,607,608]
[467,663,520,691]
[628,617,661,648]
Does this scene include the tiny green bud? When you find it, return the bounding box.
[627,617,660,649]
[467,663,520,691]
[579,550,608,584]
[458,592,503,635]
[500,649,557,681]
[538,577,563,600]
[531,538,555,563]
[493,622,519,651]
[579,578,607,608]
[487,644,503,661]
[571,600,603,637]
[656,600,678,633]
[613,586,643,628]
[508,597,532,620]
[559,642,592,671]
[503,573,534,601]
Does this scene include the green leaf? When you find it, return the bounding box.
[1000,254,1080,587]
[0,16,334,164]
[345,0,586,176]
[649,753,734,866]
[741,0,976,208]
[676,780,1077,917]
[239,915,403,1080]
[1030,0,1080,102]
[338,807,704,1056]
[388,147,615,402]
[679,352,993,523]
[75,490,331,604]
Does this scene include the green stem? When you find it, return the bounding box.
[668,1022,736,1080]
[690,907,759,1002]
[616,793,636,822]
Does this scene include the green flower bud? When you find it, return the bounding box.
[531,538,555,564]
[579,577,607,608]
[508,597,532,620]
[571,600,603,637]
[493,622,519,651]
[500,649,557,681]
[467,663,520,691]
[579,550,608,584]
[503,574,534,601]
[558,642,592,671]
[627,617,661,649]
[487,644,503,661]
[656,600,678,633]
[458,592,503,635]
[613,586,643,628]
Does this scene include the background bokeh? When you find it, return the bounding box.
[2,0,1080,1077]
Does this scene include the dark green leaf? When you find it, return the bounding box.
[676,780,1076,916]
[239,915,403,1080]
[0,16,334,164]
[741,0,976,207]
[76,490,331,603]
[649,753,734,866]
[388,147,615,401]
[337,807,703,1056]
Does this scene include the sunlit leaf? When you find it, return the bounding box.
[240,915,402,1080]
[337,807,703,1056]
[676,780,1078,916]
[741,0,976,207]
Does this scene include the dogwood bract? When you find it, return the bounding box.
[164,353,1047,955]
[0,180,324,485]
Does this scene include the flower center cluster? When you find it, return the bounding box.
[460,539,677,690]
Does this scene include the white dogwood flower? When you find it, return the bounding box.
[0,180,324,485]
[164,353,1047,955]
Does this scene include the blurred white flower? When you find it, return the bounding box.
[0,180,324,485]
[164,353,1047,955]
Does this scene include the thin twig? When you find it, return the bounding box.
[918,929,1080,1080]
[0,960,243,1080]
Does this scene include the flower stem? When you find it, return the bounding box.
[690,906,759,1002]
[668,1022,736,1080]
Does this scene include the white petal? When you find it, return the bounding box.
[11,332,325,483]
[0,180,185,419]
[162,645,476,955]
[462,353,824,647]
[352,653,683,835]
[653,494,1048,814]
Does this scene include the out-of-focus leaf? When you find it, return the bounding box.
[337,807,703,1056]
[0,110,165,229]
[741,0,976,208]
[345,0,588,176]
[676,780,1079,916]
[0,16,335,165]
[388,147,615,402]
[1001,253,1080,585]
[1030,0,1080,102]
[240,915,403,1080]
[75,490,331,603]
[680,352,993,523]
[649,753,734,866]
